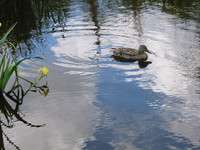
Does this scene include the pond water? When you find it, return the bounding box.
[1,0,200,149]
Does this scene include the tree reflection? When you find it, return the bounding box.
[0,0,199,55]
[87,0,101,45]
[86,0,102,57]
[161,0,200,21]
[0,0,70,56]
[121,0,144,37]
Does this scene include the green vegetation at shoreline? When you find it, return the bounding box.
[0,22,49,150]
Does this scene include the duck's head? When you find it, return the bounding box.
[138,45,151,54]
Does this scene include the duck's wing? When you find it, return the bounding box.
[112,48,138,57]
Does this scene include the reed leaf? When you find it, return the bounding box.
[0,23,17,47]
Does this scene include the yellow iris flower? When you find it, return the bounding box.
[0,23,2,27]
[37,67,49,76]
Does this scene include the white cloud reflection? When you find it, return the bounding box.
[5,72,101,150]
[97,7,200,147]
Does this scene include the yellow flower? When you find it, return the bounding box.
[37,67,49,76]
[0,23,2,27]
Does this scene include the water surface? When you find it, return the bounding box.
[1,0,200,149]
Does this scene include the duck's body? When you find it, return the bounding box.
[112,45,150,62]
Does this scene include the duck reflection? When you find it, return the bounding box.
[138,61,152,68]
[112,55,152,68]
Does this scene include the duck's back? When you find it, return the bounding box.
[112,48,139,59]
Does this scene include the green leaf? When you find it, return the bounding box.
[0,22,17,47]
[0,65,17,90]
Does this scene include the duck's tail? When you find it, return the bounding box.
[110,48,116,52]
[112,49,122,57]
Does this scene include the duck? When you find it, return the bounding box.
[112,45,152,62]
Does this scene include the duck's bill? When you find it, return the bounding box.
[148,50,156,56]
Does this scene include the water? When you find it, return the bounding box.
[1,0,200,149]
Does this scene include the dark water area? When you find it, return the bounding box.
[1,0,200,149]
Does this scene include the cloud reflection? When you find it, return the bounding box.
[5,74,101,150]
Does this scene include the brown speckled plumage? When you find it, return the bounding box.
[112,45,151,61]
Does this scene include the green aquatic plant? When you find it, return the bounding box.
[0,22,49,123]
[0,22,49,149]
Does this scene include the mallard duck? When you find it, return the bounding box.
[112,45,152,62]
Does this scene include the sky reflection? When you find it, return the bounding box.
[2,0,200,149]
[5,69,101,150]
